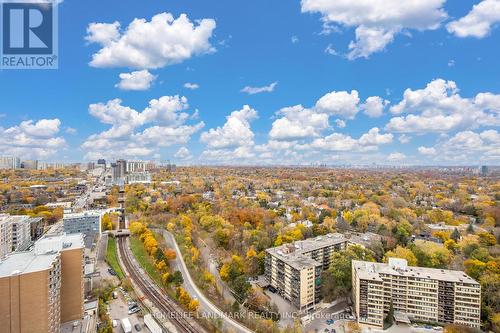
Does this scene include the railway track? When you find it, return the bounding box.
[117,237,206,333]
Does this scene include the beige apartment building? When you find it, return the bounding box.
[0,233,85,333]
[352,258,481,329]
[265,233,347,311]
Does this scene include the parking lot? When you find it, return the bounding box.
[302,301,352,333]
[108,286,145,332]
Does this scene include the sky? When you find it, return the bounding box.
[1,0,500,165]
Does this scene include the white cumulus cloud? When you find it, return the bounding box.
[447,0,500,38]
[82,96,202,160]
[174,146,193,160]
[269,105,329,140]
[241,82,278,95]
[86,13,216,69]
[385,78,500,133]
[115,70,157,90]
[0,119,66,159]
[301,0,447,59]
[184,82,200,90]
[200,105,258,149]
[315,90,360,119]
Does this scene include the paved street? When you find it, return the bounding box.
[161,230,254,333]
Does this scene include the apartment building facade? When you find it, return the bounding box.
[0,233,85,333]
[265,233,347,311]
[0,215,44,259]
[0,156,20,170]
[352,258,481,329]
[63,211,101,248]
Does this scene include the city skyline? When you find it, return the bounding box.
[1,1,500,166]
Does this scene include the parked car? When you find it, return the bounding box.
[128,307,140,315]
[134,323,142,331]
[108,268,117,276]
[112,320,118,328]
[268,286,277,293]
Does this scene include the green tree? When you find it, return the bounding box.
[321,245,375,301]
[450,228,461,242]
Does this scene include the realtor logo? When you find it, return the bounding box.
[1,0,58,69]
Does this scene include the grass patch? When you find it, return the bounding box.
[105,236,125,279]
[129,236,163,286]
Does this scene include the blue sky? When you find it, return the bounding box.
[1,0,500,165]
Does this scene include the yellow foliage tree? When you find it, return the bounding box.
[190,246,200,263]
[385,246,418,266]
[129,222,146,235]
[246,247,256,258]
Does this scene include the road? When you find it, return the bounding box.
[74,169,107,210]
[161,230,254,333]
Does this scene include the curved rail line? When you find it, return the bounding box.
[117,237,206,333]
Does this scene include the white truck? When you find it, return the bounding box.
[144,314,163,333]
[121,318,132,333]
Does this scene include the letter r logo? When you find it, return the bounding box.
[2,3,53,54]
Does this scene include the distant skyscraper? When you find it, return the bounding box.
[481,165,488,176]
[21,159,38,169]
[97,159,106,169]
[0,156,20,169]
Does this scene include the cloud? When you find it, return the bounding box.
[65,127,77,135]
[362,96,389,118]
[418,146,437,155]
[438,130,500,162]
[398,134,411,144]
[269,90,389,142]
[85,21,120,45]
[82,96,202,160]
[86,13,216,69]
[0,119,66,159]
[18,119,61,138]
[309,127,392,152]
[200,146,255,163]
[291,36,299,43]
[241,82,278,95]
[301,0,447,59]
[388,152,406,161]
[335,119,346,128]
[325,44,339,56]
[174,146,192,160]
[447,0,500,38]
[385,78,500,133]
[269,105,329,140]
[115,70,157,90]
[184,82,200,90]
[315,90,360,119]
[358,127,394,146]
[200,105,258,149]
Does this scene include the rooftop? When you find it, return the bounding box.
[266,233,347,270]
[0,233,84,278]
[63,211,102,219]
[353,258,479,285]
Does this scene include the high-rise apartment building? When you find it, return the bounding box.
[265,233,347,311]
[63,211,101,248]
[352,258,481,329]
[20,159,38,170]
[0,156,20,169]
[126,160,146,173]
[0,215,43,259]
[0,233,85,333]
